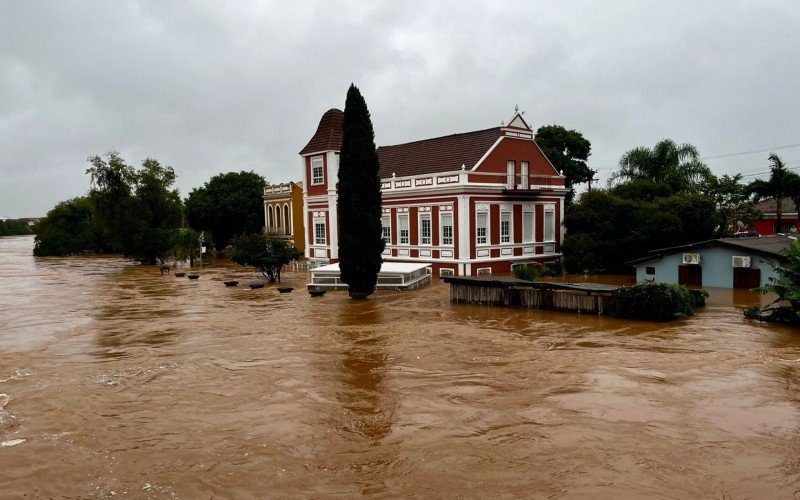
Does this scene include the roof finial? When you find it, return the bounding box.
[514,104,519,114]
[461,164,466,171]
[392,172,396,178]
[500,120,505,126]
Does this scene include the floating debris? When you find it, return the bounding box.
[249,282,265,289]
[187,274,200,280]
[277,287,293,293]
[0,438,25,447]
[223,280,239,287]
[175,272,186,278]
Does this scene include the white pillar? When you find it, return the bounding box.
[301,157,310,259]
[327,151,339,260]
[457,195,470,275]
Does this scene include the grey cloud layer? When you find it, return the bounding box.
[1,1,799,217]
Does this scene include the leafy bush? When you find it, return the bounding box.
[228,233,301,283]
[689,288,709,307]
[606,282,695,321]
[512,265,536,281]
[0,220,32,236]
[745,239,800,323]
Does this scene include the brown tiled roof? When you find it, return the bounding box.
[628,234,796,264]
[754,197,797,214]
[376,127,502,178]
[299,109,344,155]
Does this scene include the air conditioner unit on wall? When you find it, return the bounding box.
[732,256,751,268]
[682,253,701,265]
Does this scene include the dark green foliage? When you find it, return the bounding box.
[0,220,32,236]
[512,263,561,281]
[745,239,800,323]
[171,228,206,267]
[33,197,104,256]
[745,154,800,234]
[563,189,717,273]
[700,174,758,236]
[534,125,592,204]
[606,282,695,321]
[337,84,385,297]
[185,171,267,251]
[228,233,301,283]
[86,152,135,252]
[689,289,709,308]
[610,139,713,193]
[512,266,536,281]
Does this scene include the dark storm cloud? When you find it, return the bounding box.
[1,1,799,217]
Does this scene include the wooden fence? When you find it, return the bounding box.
[445,277,617,315]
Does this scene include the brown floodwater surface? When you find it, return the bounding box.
[1,234,799,498]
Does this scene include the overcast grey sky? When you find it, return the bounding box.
[2,1,799,218]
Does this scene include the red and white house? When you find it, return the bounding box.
[299,107,568,277]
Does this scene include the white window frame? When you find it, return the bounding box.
[506,161,515,189]
[419,213,432,246]
[523,210,534,243]
[440,212,454,246]
[500,211,512,244]
[398,213,410,245]
[477,267,492,275]
[476,210,489,246]
[314,217,326,245]
[521,161,529,189]
[439,268,455,277]
[311,156,324,185]
[381,215,391,243]
[544,206,556,242]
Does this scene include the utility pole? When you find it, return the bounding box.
[587,170,599,191]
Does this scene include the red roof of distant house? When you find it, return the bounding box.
[754,197,798,214]
[299,109,344,155]
[377,127,502,178]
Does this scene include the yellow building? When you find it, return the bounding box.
[263,182,305,252]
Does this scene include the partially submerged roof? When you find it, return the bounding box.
[311,262,431,274]
[628,234,797,265]
[376,127,502,178]
[299,109,344,155]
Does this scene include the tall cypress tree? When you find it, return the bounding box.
[337,84,385,298]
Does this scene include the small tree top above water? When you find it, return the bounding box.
[228,233,301,283]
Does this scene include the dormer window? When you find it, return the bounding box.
[311,156,324,185]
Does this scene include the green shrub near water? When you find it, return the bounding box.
[606,282,695,321]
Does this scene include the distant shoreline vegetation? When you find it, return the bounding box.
[0,219,33,236]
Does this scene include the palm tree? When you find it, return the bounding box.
[746,154,800,233]
[610,139,712,192]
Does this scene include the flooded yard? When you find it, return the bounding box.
[1,235,799,497]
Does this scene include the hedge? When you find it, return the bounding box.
[606,282,695,321]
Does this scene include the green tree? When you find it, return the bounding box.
[745,154,800,233]
[610,139,712,193]
[127,158,183,265]
[87,153,182,264]
[185,171,267,251]
[0,220,32,236]
[745,239,800,323]
[534,125,592,204]
[228,233,301,283]
[337,84,385,298]
[86,152,136,252]
[171,228,201,267]
[700,173,758,236]
[33,197,103,256]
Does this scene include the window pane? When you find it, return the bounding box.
[476,212,487,245]
[381,216,391,242]
[501,212,511,243]
[521,162,529,189]
[399,215,409,244]
[523,212,533,243]
[420,215,431,245]
[544,209,555,241]
[312,157,324,185]
[441,213,453,245]
[314,220,326,244]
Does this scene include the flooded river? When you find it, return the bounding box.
[1,234,799,498]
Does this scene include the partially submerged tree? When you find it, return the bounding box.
[337,84,385,298]
[33,197,104,256]
[534,125,592,204]
[228,233,301,283]
[86,152,182,264]
[700,173,758,236]
[185,171,267,251]
[745,154,800,233]
[610,139,712,193]
[745,239,800,323]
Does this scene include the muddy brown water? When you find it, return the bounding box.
[1,234,799,498]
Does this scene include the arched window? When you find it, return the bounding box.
[267,205,274,232]
[284,204,290,235]
[275,205,281,233]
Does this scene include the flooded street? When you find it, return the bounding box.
[1,234,799,498]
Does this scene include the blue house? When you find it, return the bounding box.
[629,235,794,289]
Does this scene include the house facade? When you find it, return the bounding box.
[263,182,305,253]
[298,107,568,277]
[629,235,791,289]
[751,198,800,235]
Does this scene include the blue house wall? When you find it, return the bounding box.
[634,246,781,288]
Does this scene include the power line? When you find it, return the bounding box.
[701,143,800,161]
